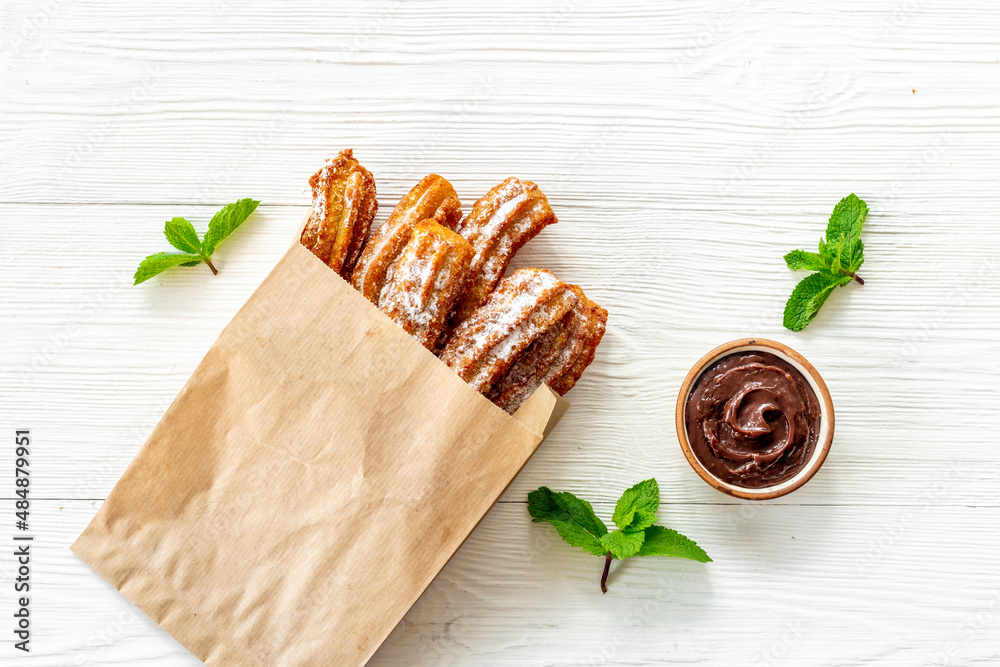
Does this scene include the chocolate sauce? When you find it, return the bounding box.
[685,350,821,488]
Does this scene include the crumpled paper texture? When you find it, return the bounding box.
[72,240,567,666]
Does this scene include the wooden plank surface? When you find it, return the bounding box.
[2,0,999,664]
[8,501,1000,666]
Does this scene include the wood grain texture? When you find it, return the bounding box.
[2,0,999,664]
[8,501,1000,666]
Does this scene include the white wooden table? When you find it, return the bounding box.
[3,1,999,664]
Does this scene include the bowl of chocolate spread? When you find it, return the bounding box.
[675,339,834,500]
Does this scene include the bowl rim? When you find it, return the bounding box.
[674,338,835,501]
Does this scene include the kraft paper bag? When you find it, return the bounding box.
[72,236,569,666]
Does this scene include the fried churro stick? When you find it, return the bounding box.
[378,221,473,350]
[547,287,607,396]
[351,174,462,303]
[300,149,378,277]
[489,285,607,413]
[450,177,557,325]
[439,268,578,394]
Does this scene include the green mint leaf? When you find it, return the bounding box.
[528,487,608,538]
[782,194,868,329]
[824,193,867,274]
[783,270,852,331]
[542,520,607,556]
[636,526,712,562]
[847,237,865,274]
[829,236,846,274]
[600,529,645,559]
[528,479,712,593]
[201,199,260,257]
[163,217,202,255]
[612,478,659,532]
[813,194,868,271]
[528,487,608,556]
[783,249,828,272]
[826,193,868,247]
[135,199,258,284]
[134,252,204,285]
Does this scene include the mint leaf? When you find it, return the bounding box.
[202,198,260,256]
[782,194,868,330]
[783,271,852,332]
[528,487,607,556]
[847,237,865,274]
[827,193,868,247]
[135,199,260,285]
[827,236,845,274]
[636,526,712,562]
[163,217,202,255]
[528,487,608,538]
[134,252,204,285]
[528,479,711,593]
[784,249,827,272]
[600,530,645,559]
[543,520,606,556]
[611,478,659,532]
[825,193,867,274]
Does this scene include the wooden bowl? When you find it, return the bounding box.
[675,338,835,500]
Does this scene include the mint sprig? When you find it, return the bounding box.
[134,199,260,285]
[528,479,711,593]
[782,193,868,331]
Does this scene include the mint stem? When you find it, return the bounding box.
[205,258,218,275]
[600,552,612,594]
[837,269,864,285]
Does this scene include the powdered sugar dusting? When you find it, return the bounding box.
[352,175,462,301]
[377,222,472,349]
[440,268,578,392]
[453,179,556,321]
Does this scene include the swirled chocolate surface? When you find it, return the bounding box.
[685,350,821,488]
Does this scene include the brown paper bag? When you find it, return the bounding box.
[72,236,569,666]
